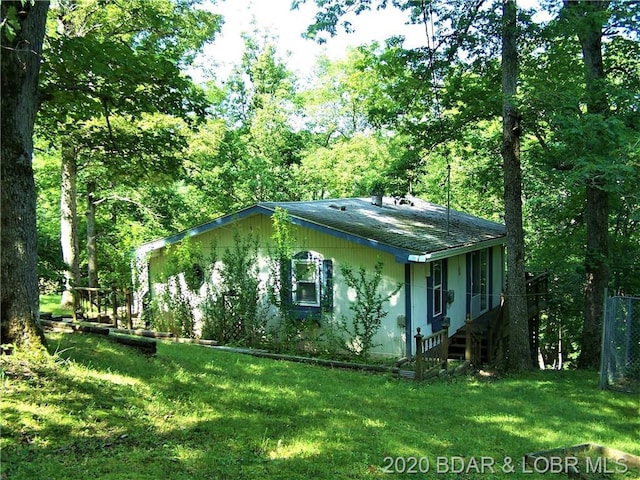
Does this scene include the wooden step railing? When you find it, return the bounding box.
[72,287,136,329]
[414,322,449,381]
[465,314,486,366]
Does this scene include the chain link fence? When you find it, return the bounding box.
[600,296,640,393]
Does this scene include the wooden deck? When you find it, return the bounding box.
[448,271,549,367]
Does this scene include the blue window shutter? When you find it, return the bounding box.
[427,272,433,325]
[488,248,494,310]
[322,259,333,310]
[442,258,448,316]
[466,253,471,316]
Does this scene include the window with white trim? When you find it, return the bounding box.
[432,260,443,317]
[292,255,321,307]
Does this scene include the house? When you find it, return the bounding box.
[135,196,506,358]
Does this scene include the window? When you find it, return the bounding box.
[290,251,333,313]
[292,255,321,306]
[427,259,447,327]
[432,260,443,317]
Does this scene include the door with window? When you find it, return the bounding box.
[427,259,447,331]
[469,249,489,318]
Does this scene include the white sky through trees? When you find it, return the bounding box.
[192,0,427,83]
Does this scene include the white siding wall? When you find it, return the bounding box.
[409,263,428,337]
[444,255,468,334]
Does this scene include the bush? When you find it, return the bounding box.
[200,231,266,347]
[338,259,401,361]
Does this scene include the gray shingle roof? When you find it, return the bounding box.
[260,196,505,259]
[138,196,505,262]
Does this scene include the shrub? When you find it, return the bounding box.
[339,259,401,361]
[200,231,266,347]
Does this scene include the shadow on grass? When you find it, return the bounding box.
[2,332,638,479]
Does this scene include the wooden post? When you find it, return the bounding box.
[111,287,118,329]
[73,288,78,322]
[465,314,472,362]
[414,328,424,381]
[442,318,450,370]
[126,290,133,329]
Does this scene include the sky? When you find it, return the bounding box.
[191,0,428,83]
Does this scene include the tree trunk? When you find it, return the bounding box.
[60,141,80,306]
[564,0,610,369]
[1,0,50,348]
[582,185,608,368]
[86,180,98,288]
[501,0,531,371]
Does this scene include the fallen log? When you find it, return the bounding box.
[41,318,156,355]
[110,328,174,339]
[171,337,219,346]
[41,319,110,335]
[107,334,156,355]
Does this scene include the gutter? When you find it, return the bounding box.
[407,237,505,263]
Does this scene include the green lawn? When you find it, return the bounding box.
[39,294,73,317]
[2,333,638,480]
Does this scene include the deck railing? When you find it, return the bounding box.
[483,271,548,365]
[72,287,136,329]
[414,323,449,381]
[465,313,487,365]
[526,271,549,314]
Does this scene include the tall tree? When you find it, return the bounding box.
[39,0,220,301]
[1,0,50,348]
[501,0,531,370]
[200,32,309,207]
[563,0,611,369]
[297,0,538,369]
[511,0,639,366]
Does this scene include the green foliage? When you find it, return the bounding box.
[298,134,395,198]
[33,0,221,296]
[154,279,197,338]
[147,239,203,337]
[163,239,205,292]
[0,4,20,42]
[33,144,64,291]
[263,208,303,352]
[265,313,346,359]
[339,259,402,360]
[200,231,266,346]
[265,207,296,323]
[143,229,267,346]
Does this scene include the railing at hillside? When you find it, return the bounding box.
[72,287,136,329]
[526,271,548,317]
[485,294,507,365]
[484,271,548,366]
[465,314,487,365]
[414,323,449,381]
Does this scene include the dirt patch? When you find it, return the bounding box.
[525,443,640,479]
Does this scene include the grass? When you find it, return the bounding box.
[39,294,73,317]
[2,333,639,480]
